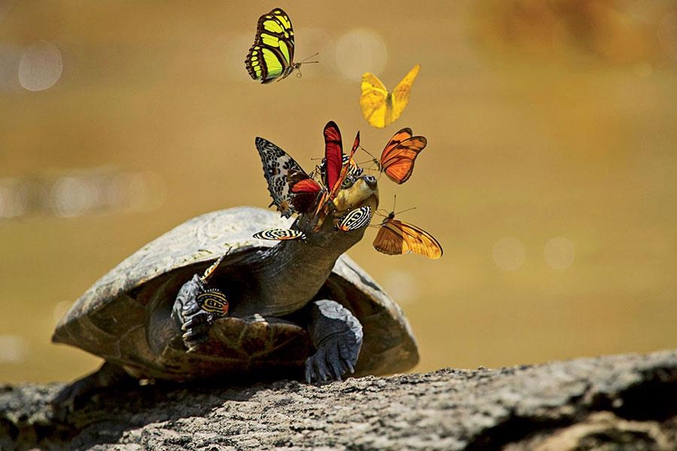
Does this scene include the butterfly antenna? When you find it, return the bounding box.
[395,206,417,216]
[300,52,320,64]
[388,195,417,217]
[359,145,377,161]
[359,145,381,171]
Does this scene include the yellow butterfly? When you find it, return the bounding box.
[360,64,421,129]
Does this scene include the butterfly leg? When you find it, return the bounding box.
[171,274,228,353]
[305,300,363,382]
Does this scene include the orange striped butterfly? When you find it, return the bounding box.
[371,128,427,185]
[373,211,442,259]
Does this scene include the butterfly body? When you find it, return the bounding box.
[373,211,442,259]
[374,128,427,184]
[360,64,421,128]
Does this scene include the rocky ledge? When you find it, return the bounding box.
[2,350,677,450]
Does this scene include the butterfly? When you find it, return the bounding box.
[245,8,316,84]
[373,211,443,259]
[323,121,360,199]
[313,121,361,217]
[360,64,421,128]
[255,137,321,218]
[253,228,306,240]
[337,205,372,232]
[197,290,229,317]
[197,254,229,317]
[372,128,427,184]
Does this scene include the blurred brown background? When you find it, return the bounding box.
[1,0,677,384]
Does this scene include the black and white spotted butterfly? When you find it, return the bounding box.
[253,228,306,240]
[196,290,229,317]
[255,137,322,218]
[336,205,372,232]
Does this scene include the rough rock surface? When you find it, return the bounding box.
[2,350,676,450]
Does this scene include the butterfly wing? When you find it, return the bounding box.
[245,8,296,84]
[253,228,306,240]
[323,121,343,193]
[380,128,427,184]
[373,218,405,255]
[337,206,372,232]
[360,64,420,128]
[389,64,421,124]
[360,72,389,128]
[289,176,322,214]
[255,137,309,218]
[374,217,442,259]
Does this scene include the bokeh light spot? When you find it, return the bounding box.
[544,237,575,270]
[0,335,28,364]
[18,41,63,92]
[334,29,387,81]
[51,176,95,218]
[382,270,419,304]
[492,237,526,271]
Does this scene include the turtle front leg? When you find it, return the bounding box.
[171,274,229,352]
[305,299,363,382]
[51,361,135,413]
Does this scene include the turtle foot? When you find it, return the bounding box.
[171,274,228,352]
[305,300,363,383]
[50,362,134,415]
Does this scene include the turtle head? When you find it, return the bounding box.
[295,174,378,247]
[333,174,379,216]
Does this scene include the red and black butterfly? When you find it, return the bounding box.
[313,121,361,215]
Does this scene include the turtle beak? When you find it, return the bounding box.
[363,175,377,190]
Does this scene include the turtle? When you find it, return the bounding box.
[52,173,419,407]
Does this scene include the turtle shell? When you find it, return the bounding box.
[53,207,419,381]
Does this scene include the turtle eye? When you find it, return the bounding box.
[341,176,355,189]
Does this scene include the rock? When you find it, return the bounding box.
[2,350,677,450]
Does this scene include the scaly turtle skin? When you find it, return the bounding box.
[52,175,419,407]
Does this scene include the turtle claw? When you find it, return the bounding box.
[305,332,357,383]
[305,300,363,383]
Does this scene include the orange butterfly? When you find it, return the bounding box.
[372,128,427,184]
[373,211,442,259]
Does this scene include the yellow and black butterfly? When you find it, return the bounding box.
[360,64,421,128]
[245,8,315,84]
